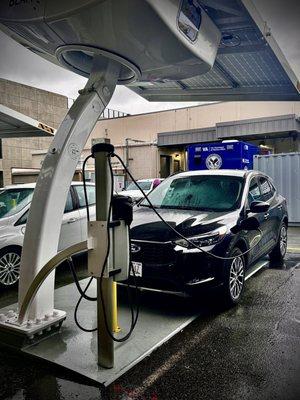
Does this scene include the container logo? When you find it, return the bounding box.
[206,154,222,169]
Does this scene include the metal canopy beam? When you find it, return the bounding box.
[138,85,299,102]
[0,129,52,138]
[0,104,55,138]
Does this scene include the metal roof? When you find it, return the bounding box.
[158,114,300,146]
[217,114,300,138]
[158,127,216,147]
[129,0,300,102]
[0,104,55,138]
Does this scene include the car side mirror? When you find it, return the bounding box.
[249,201,270,213]
[231,216,260,233]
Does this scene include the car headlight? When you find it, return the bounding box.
[174,226,227,248]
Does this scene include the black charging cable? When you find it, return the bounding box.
[96,154,139,342]
[70,153,140,340]
[67,153,98,332]
[112,152,263,261]
[82,154,94,222]
[73,275,97,333]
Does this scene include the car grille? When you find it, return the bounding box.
[131,240,175,265]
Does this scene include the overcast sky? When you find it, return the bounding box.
[0,0,299,115]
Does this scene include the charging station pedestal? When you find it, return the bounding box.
[90,139,115,368]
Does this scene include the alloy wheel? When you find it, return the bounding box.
[0,252,21,286]
[279,225,287,256]
[229,256,244,300]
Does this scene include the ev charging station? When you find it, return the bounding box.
[0,0,299,385]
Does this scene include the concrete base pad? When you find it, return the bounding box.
[0,259,269,386]
[0,279,198,386]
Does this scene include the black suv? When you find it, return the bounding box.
[128,170,288,305]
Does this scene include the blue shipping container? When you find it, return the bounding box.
[188,141,260,171]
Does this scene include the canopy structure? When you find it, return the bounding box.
[128,0,300,102]
[0,104,55,139]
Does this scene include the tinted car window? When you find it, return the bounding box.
[75,185,95,208]
[248,177,262,205]
[140,175,244,211]
[64,190,74,213]
[15,209,29,226]
[15,190,74,225]
[259,177,274,202]
[0,188,34,218]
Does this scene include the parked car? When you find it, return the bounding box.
[127,170,288,305]
[0,182,96,288]
[120,178,163,203]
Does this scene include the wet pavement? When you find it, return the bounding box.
[0,253,299,400]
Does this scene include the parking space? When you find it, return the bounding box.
[0,250,299,400]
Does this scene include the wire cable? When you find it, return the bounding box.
[112,152,263,261]
[67,258,97,301]
[82,154,94,222]
[73,152,139,341]
[74,277,97,332]
[97,154,139,342]
[71,154,97,332]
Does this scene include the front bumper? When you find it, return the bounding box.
[126,240,223,295]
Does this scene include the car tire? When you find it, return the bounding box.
[269,222,287,263]
[220,247,245,307]
[0,247,22,289]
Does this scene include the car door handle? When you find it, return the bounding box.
[264,213,269,220]
[67,218,77,224]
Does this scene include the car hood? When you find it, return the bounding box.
[131,207,238,242]
[120,190,147,199]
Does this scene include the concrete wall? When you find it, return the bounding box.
[90,101,300,180]
[1,78,299,185]
[91,101,300,146]
[0,78,68,185]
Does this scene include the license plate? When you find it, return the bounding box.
[130,261,142,277]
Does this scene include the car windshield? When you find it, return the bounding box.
[140,175,244,212]
[0,188,34,218]
[126,181,152,191]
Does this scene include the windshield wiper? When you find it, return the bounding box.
[138,203,159,208]
[159,205,223,211]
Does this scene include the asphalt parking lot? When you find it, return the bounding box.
[0,251,299,400]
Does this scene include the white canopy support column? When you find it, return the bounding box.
[18,58,120,321]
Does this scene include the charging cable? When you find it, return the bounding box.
[70,153,140,340]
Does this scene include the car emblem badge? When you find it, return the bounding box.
[131,243,141,253]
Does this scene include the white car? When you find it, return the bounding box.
[0,182,96,288]
[120,178,163,203]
